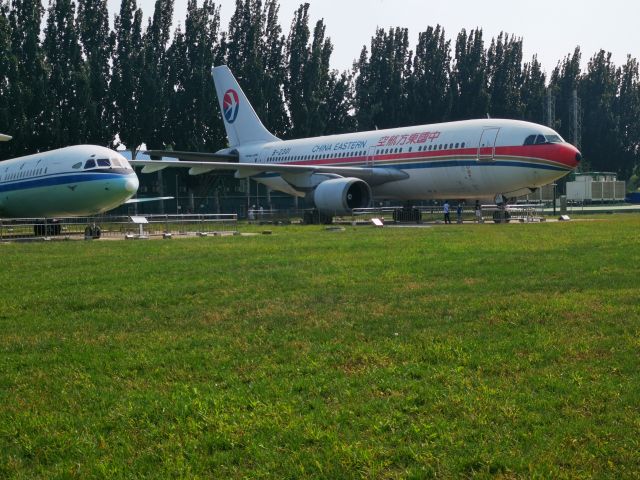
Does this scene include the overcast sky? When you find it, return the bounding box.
[106,0,639,76]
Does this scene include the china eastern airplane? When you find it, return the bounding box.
[130,65,582,217]
[0,134,140,218]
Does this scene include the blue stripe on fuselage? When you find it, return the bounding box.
[0,172,130,193]
[393,159,569,172]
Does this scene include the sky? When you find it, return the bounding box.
[106,0,640,76]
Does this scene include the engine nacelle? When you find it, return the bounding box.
[312,177,372,215]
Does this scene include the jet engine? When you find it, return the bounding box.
[313,177,372,215]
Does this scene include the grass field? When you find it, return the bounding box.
[1,217,639,478]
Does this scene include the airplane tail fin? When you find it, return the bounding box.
[0,134,12,142]
[212,65,280,147]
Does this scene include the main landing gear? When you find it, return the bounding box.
[392,207,421,223]
[34,219,61,236]
[492,194,512,224]
[303,209,334,225]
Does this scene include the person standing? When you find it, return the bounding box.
[474,200,483,223]
[443,200,451,224]
[456,202,463,223]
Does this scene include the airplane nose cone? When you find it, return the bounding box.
[575,151,582,163]
[125,175,139,193]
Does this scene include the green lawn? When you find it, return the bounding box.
[1,218,639,478]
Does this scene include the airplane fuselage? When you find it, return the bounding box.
[237,118,580,201]
[0,145,138,217]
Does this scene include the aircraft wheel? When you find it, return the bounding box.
[84,224,102,239]
[492,210,511,224]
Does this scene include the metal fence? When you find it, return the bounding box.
[0,214,238,242]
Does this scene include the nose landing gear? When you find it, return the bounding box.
[84,223,102,239]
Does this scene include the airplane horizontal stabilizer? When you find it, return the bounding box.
[125,196,174,204]
[0,134,12,142]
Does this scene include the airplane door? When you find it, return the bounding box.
[366,146,377,167]
[477,127,500,161]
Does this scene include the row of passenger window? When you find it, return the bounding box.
[377,142,467,155]
[1,166,48,182]
[415,142,466,152]
[264,142,468,163]
[265,150,367,163]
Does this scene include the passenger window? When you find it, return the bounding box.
[85,159,96,169]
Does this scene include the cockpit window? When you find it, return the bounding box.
[97,158,110,167]
[524,133,564,146]
[72,162,82,169]
[545,134,563,143]
[84,159,96,169]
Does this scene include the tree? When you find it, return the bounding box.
[549,47,581,141]
[407,24,451,124]
[616,56,640,178]
[520,55,546,123]
[139,0,174,150]
[258,0,288,136]
[324,70,355,135]
[8,0,48,154]
[0,0,16,157]
[225,0,265,127]
[284,4,336,137]
[487,32,523,118]
[112,0,144,156]
[450,28,489,120]
[166,0,223,150]
[353,27,411,130]
[43,0,90,147]
[77,0,113,145]
[579,50,622,174]
[284,2,309,137]
[301,18,333,136]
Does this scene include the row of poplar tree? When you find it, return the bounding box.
[1,0,640,180]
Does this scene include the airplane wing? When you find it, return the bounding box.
[129,159,409,186]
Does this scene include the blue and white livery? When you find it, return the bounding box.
[0,142,139,218]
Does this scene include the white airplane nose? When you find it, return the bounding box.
[125,175,139,193]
